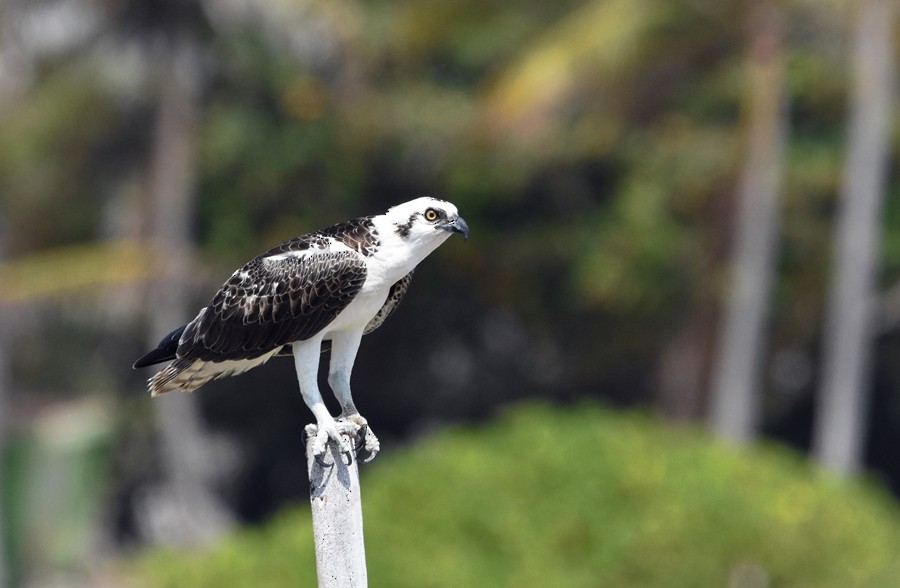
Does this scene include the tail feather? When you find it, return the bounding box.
[149,358,201,396]
[147,350,280,396]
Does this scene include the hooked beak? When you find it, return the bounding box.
[439,215,470,240]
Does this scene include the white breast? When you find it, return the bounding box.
[320,216,450,335]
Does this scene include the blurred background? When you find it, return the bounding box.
[2,0,900,586]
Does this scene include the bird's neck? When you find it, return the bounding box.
[370,217,449,283]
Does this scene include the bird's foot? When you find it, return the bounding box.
[304,419,358,466]
[338,413,381,463]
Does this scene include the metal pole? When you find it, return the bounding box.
[306,427,368,588]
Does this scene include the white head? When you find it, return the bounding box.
[382,197,469,244]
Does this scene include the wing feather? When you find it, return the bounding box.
[364,270,414,334]
[177,250,367,361]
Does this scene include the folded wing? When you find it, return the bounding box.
[177,250,367,362]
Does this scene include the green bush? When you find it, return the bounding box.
[132,403,900,587]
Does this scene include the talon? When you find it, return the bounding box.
[354,425,368,451]
[357,425,381,464]
[305,424,329,465]
[313,415,378,464]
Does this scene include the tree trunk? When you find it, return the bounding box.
[139,37,234,546]
[0,219,9,588]
[657,304,717,421]
[708,2,787,442]
[812,0,895,474]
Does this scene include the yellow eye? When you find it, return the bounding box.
[424,208,439,222]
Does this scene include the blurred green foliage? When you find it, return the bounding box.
[3,400,114,586]
[132,402,900,587]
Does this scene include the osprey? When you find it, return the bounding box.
[134,197,468,461]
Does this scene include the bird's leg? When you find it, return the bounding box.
[328,331,380,462]
[293,339,352,461]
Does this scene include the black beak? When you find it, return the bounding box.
[440,216,470,240]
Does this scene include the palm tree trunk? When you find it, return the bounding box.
[141,37,234,545]
[0,219,9,588]
[812,0,895,474]
[708,2,787,442]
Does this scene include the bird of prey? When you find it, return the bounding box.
[134,197,469,461]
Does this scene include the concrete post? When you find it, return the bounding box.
[305,427,367,588]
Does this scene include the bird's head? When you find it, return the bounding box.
[385,197,469,242]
